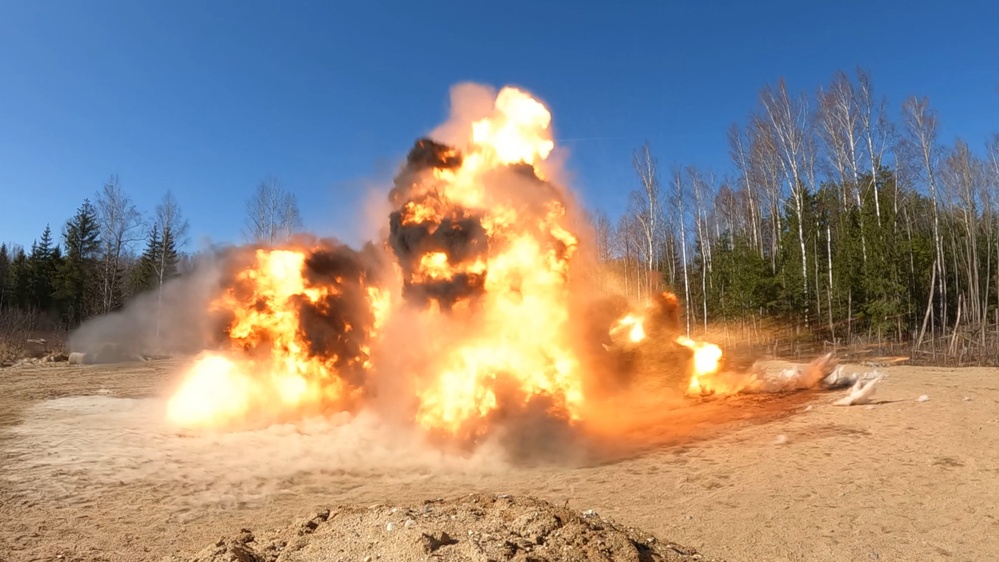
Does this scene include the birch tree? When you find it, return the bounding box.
[988,135,999,327]
[816,70,869,278]
[672,168,692,335]
[856,68,892,229]
[150,191,190,340]
[614,213,643,300]
[760,79,811,325]
[688,167,715,331]
[750,116,784,272]
[904,97,945,346]
[816,71,863,208]
[592,210,613,263]
[245,177,303,245]
[941,140,986,328]
[728,124,762,254]
[630,143,663,295]
[96,175,143,314]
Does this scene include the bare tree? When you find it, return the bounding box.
[856,68,893,229]
[151,191,190,340]
[592,210,613,264]
[941,140,987,328]
[728,124,762,253]
[153,191,190,278]
[760,79,811,325]
[816,71,862,208]
[630,143,663,297]
[672,169,692,335]
[613,213,643,300]
[802,124,833,336]
[750,116,784,272]
[988,135,999,329]
[96,175,143,314]
[904,97,945,347]
[817,70,868,268]
[712,182,740,240]
[989,135,999,186]
[244,177,303,245]
[688,167,715,331]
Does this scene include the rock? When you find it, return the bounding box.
[298,509,331,535]
[188,535,264,562]
[44,352,69,362]
[68,352,89,365]
[419,530,458,554]
[25,339,48,358]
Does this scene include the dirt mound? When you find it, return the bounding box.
[184,494,720,562]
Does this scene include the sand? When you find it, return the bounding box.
[185,494,718,562]
[1,358,997,561]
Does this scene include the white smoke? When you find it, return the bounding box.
[69,252,229,359]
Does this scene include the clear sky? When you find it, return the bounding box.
[2,0,997,252]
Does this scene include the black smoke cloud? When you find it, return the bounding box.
[385,138,575,313]
[387,138,489,310]
[69,238,387,379]
[297,241,386,389]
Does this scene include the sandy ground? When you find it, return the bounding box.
[2,358,998,561]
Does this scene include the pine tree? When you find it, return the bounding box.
[158,226,180,284]
[0,243,9,309]
[136,225,162,292]
[9,248,31,309]
[56,200,102,325]
[28,225,62,313]
[136,224,181,294]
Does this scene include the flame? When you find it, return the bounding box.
[675,336,723,395]
[165,85,741,442]
[471,87,555,167]
[404,87,582,437]
[167,247,377,428]
[612,314,646,344]
[606,294,726,397]
[426,87,557,208]
[367,286,391,334]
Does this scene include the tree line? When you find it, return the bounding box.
[0,176,302,334]
[4,70,996,363]
[593,68,999,362]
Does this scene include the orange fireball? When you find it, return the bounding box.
[392,87,583,437]
[168,246,382,429]
[675,336,723,395]
[166,85,735,441]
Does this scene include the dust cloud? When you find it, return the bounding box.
[6,394,511,509]
[68,254,229,359]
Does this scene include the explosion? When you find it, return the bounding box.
[167,84,763,445]
[384,87,582,438]
[606,293,726,396]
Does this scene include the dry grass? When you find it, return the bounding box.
[0,339,25,365]
[685,318,999,367]
[0,308,67,366]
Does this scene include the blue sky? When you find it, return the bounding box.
[1,0,997,253]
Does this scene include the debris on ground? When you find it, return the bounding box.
[833,373,885,406]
